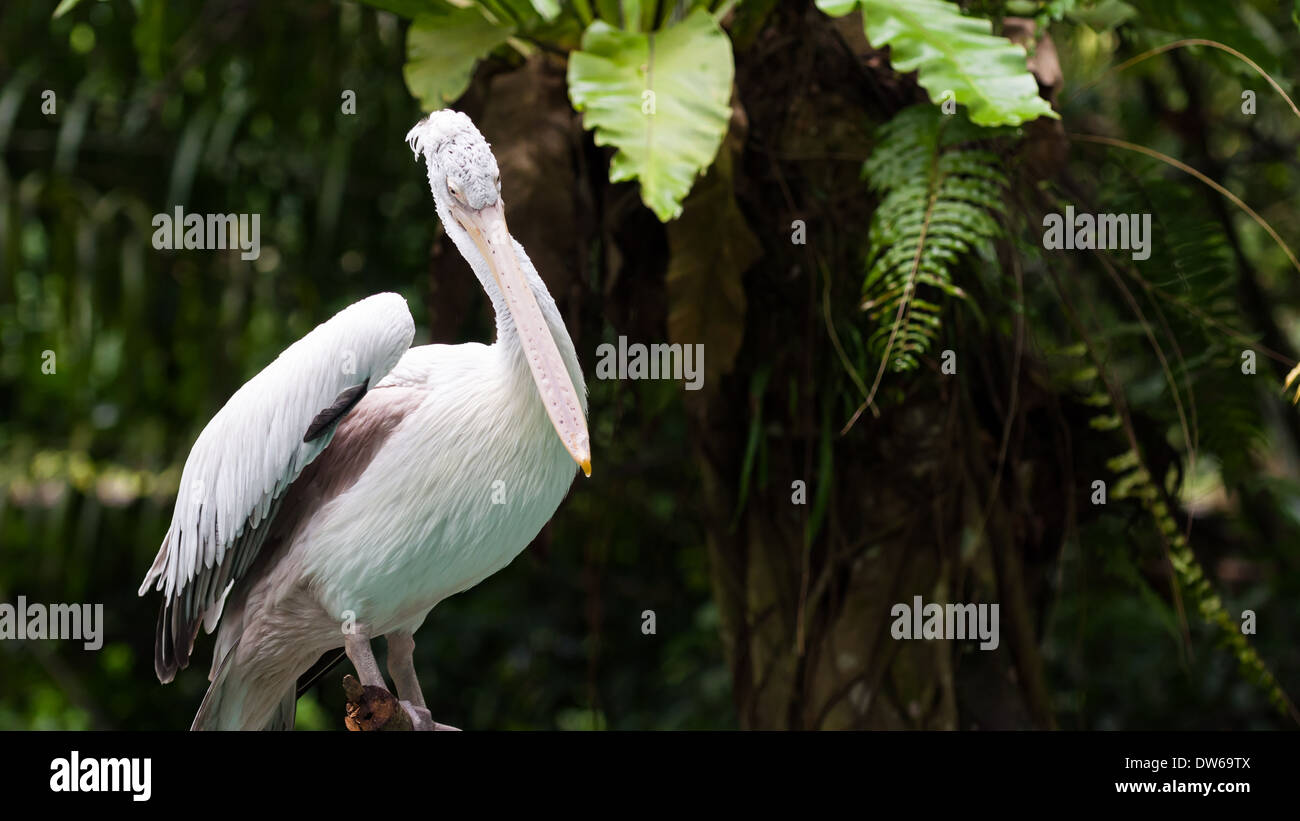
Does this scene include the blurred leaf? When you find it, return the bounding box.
[132,0,167,80]
[530,0,562,22]
[403,4,515,109]
[1135,0,1289,87]
[1066,0,1137,30]
[556,706,607,730]
[52,0,87,19]
[619,0,641,30]
[567,9,734,221]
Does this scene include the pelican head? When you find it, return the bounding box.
[406,110,501,213]
[406,111,591,477]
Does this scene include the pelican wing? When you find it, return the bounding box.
[140,292,415,682]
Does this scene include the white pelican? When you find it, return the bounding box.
[139,110,591,730]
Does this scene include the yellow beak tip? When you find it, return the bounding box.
[580,459,592,478]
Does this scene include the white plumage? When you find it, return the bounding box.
[140,111,590,730]
[139,293,414,607]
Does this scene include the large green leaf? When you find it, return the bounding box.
[817,0,1056,127]
[403,4,514,110]
[567,9,733,221]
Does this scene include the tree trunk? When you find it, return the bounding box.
[687,2,1068,729]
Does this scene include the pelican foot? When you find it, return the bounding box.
[400,701,449,731]
[402,701,461,731]
[402,701,433,731]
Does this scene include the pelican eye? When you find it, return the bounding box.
[447,177,464,202]
[495,174,501,193]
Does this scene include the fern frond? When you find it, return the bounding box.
[860,106,1007,373]
[1107,177,1269,482]
[1063,355,1295,718]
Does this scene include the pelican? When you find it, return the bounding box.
[139,110,590,730]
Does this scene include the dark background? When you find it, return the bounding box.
[2,0,1298,729]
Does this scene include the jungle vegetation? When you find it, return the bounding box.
[2,0,1299,729]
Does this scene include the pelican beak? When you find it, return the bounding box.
[451,198,591,477]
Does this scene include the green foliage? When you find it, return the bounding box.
[1134,0,1290,87]
[1040,157,1295,718]
[1114,177,1267,483]
[817,0,1057,126]
[527,0,562,22]
[859,106,1007,372]
[354,1,737,221]
[1060,1,1138,31]
[52,0,89,19]
[568,9,734,221]
[403,4,516,110]
[1068,372,1294,716]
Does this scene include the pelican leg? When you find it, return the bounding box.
[343,627,386,688]
[385,631,426,708]
[386,631,459,731]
